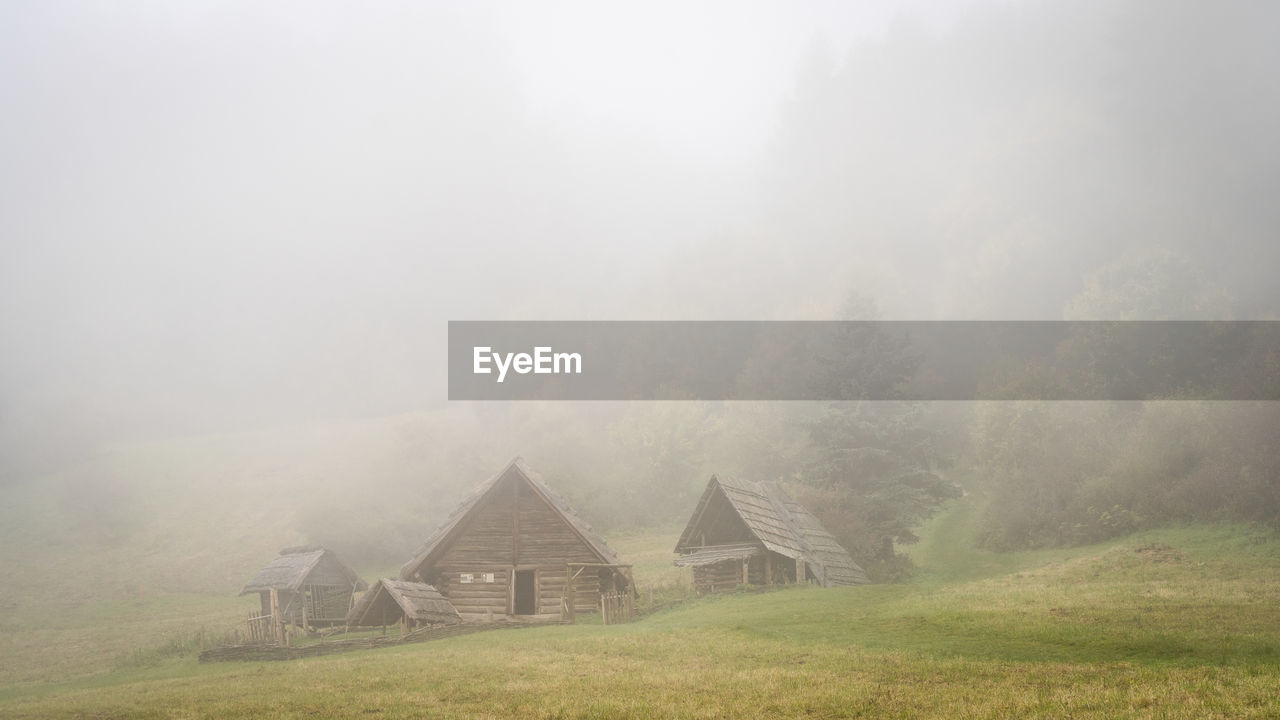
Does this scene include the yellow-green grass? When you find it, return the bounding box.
[4,623,1276,719]
[604,524,692,603]
[3,521,1278,718]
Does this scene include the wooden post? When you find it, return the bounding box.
[512,478,520,566]
[764,553,773,586]
[796,557,806,585]
[269,588,283,645]
[742,558,750,587]
[301,587,309,633]
[565,565,577,624]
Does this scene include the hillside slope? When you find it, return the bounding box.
[3,506,1278,718]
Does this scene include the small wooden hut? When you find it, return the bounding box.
[674,475,868,594]
[239,546,367,629]
[400,457,630,621]
[346,578,461,632]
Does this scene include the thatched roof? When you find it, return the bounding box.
[239,547,368,596]
[400,457,618,580]
[675,475,869,587]
[347,579,461,627]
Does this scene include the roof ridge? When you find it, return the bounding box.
[400,457,617,580]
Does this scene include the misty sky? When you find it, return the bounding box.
[2,0,1275,469]
[0,1,993,447]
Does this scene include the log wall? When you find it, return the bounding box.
[425,473,608,616]
[435,567,510,616]
[516,484,601,566]
[437,490,516,566]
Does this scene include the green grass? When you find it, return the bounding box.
[2,497,1279,718]
[1,433,1276,717]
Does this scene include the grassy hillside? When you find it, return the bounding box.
[2,495,1278,718]
[0,412,528,685]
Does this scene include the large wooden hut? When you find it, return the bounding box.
[239,546,367,629]
[400,457,629,621]
[346,578,462,632]
[674,475,868,594]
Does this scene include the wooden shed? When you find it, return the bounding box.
[674,475,869,594]
[239,547,367,629]
[346,578,462,632]
[400,457,629,621]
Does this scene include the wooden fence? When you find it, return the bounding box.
[200,619,566,663]
[242,613,279,645]
[600,591,633,625]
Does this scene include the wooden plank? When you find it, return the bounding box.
[268,588,282,645]
[564,563,576,623]
[512,472,520,565]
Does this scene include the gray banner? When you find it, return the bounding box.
[448,321,1280,401]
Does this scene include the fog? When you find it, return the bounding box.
[2,0,1277,550]
[0,0,1000,456]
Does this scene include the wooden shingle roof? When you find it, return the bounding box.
[347,579,461,627]
[675,475,869,587]
[400,457,618,580]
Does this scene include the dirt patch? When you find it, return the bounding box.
[1134,544,1186,563]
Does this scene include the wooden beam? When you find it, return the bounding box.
[268,588,283,645]
[564,563,576,624]
[512,473,520,566]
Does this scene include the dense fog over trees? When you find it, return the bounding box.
[2,1,1277,574]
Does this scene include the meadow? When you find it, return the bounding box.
[2,492,1278,718]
